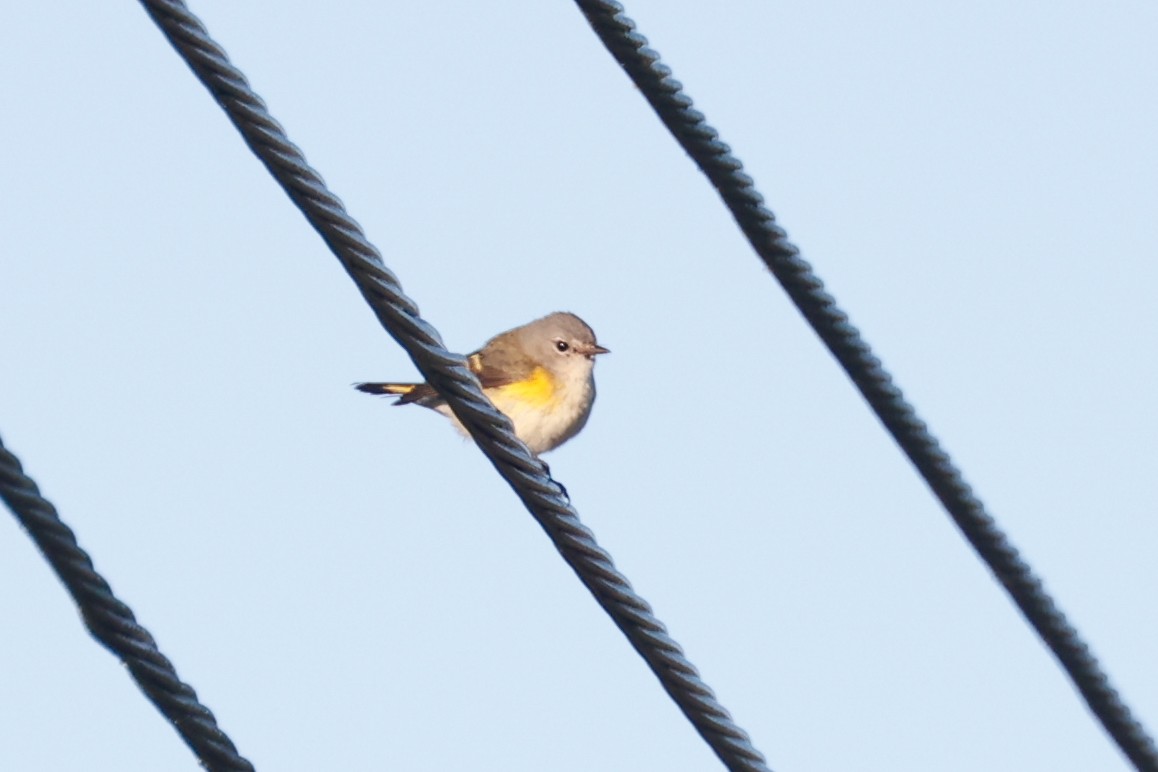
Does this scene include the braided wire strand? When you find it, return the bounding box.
[0,436,254,771]
[573,1,1158,769]
[137,1,772,769]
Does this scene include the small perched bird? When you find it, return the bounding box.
[356,312,608,455]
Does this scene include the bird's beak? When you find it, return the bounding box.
[588,344,610,356]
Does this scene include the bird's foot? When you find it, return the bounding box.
[540,460,570,502]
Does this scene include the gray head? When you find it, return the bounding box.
[517,312,609,374]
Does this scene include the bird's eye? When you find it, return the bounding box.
[555,340,570,353]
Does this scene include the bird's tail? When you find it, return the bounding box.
[354,382,433,405]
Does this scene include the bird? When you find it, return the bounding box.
[355,312,608,455]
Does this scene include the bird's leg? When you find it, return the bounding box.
[539,459,569,501]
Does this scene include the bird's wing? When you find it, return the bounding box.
[354,342,534,407]
[470,344,537,390]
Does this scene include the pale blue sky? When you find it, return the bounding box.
[2,2,1156,770]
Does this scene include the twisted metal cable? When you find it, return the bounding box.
[573,2,1158,770]
[137,1,771,769]
[0,435,254,771]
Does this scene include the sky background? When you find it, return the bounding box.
[2,2,1156,770]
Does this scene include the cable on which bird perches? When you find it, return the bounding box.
[572,1,1158,770]
[136,1,773,770]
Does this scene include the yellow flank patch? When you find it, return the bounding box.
[385,384,416,394]
[494,366,557,408]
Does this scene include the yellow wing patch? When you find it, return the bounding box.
[492,366,558,408]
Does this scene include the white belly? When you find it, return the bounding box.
[435,376,595,455]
